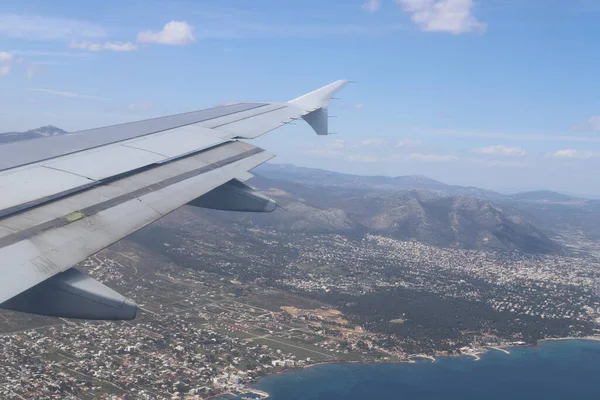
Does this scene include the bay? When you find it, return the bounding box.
[225,340,600,400]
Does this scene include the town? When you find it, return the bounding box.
[2,222,599,399]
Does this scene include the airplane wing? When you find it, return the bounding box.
[0,80,349,320]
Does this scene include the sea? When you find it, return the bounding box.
[220,340,600,400]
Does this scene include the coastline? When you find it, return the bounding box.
[539,335,600,343]
[215,335,600,399]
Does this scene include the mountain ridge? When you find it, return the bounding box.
[254,163,583,204]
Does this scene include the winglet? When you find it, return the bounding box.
[288,80,349,136]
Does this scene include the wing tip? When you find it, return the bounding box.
[288,80,350,111]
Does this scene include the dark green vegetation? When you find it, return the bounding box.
[312,288,591,354]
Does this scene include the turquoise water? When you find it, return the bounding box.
[229,340,600,399]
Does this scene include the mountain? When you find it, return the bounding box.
[183,176,560,254]
[510,190,583,204]
[349,192,557,253]
[255,164,592,207]
[254,163,600,247]
[255,163,508,202]
[0,126,67,144]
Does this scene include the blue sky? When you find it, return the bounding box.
[1,0,600,196]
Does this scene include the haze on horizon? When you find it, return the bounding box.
[1,0,600,196]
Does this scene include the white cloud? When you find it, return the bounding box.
[328,139,348,149]
[346,154,381,162]
[409,153,458,162]
[570,116,600,133]
[26,64,39,79]
[0,51,14,63]
[11,50,93,59]
[468,158,526,168]
[137,21,196,45]
[358,138,387,148]
[363,0,382,12]
[342,103,366,110]
[471,145,527,157]
[327,137,417,150]
[0,51,14,77]
[304,139,452,164]
[411,127,600,143]
[71,41,138,52]
[0,14,106,40]
[104,42,138,52]
[127,101,153,112]
[262,23,402,38]
[549,149,599,159]
[305,148,344,158]
[396,0,487,34]
[304,148,384,163]
[396,138,417,147]
[29,88,111,101]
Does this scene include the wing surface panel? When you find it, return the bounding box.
[120,125,225,158]
[0,102,266,172]
[0,166,93,212]
[46,145,166,180]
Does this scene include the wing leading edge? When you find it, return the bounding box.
[0,80,350,320]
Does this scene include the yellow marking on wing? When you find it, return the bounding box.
[64,211,86,222]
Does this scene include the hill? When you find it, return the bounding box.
[255,164,508,202]
[185,177,560,254]
[0,126,67,144]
